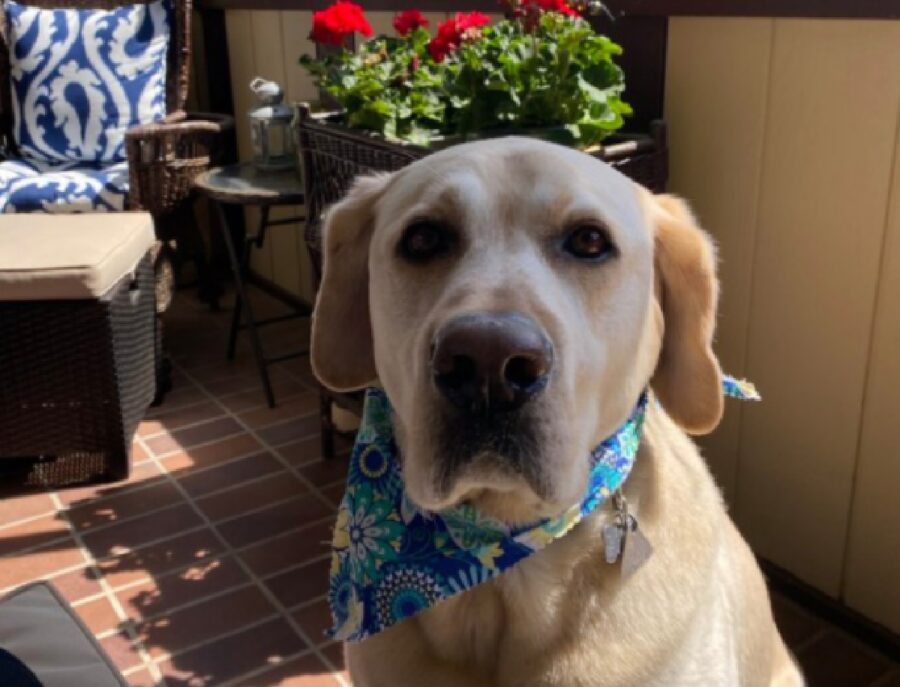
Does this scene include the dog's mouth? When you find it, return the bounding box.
[427,405,555,518]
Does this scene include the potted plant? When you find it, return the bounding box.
[300,0,634,149]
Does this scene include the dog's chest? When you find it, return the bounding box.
[417,538,581,676]
[418,580,506,671]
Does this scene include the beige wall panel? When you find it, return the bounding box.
[224,11,256,165]
[735,20,900,595]
[281,11,316,303]
[843,105,900,633]
[664,18,773,504]
[251,11,300,295]
[368,11,396,36]
[281,11,318,105]
[224,10,266,278]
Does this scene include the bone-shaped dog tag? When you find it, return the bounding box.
[621,517,653,579]
[603,522,625,564]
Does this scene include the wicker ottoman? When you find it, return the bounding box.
[0,213,159,488]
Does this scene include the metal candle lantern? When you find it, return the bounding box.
[248,77,296,171]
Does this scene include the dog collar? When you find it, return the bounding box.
[328,376,759,642]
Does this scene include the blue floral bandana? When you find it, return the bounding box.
[328,376,760,642]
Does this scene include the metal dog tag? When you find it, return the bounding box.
[603,522,625,564]
[621,517,653,579]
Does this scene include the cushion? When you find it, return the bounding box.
[0,582,128,687]
[0,158,129,213]
[0,211,155,299]
[6,0,171,164]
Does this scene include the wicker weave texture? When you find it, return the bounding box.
[0,255,158,488]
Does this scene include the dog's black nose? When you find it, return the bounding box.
[431,312,553,412]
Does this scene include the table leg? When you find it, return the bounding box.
[228,205,270,359]
[215,202,276,408]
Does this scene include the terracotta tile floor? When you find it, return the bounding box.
[1,288,898,686]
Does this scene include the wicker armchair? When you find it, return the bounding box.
[0,0,233,314]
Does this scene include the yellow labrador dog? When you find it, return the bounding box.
[311,138,803,687]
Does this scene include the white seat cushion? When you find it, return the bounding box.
[0,212,155,300]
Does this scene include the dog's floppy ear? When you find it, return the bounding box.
[311,173,391,392]
[647,192,724,435]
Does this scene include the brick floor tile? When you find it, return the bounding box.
[138,401,226,438]
[279,435,353,468]
[0,491,54,527]
[176,451,282,500]
[53,566,103,603]
[132,440,151,464]
[258,416,320,448]
[220,380,309,413]
[217,495,331,550]
[238,520,333,579]
[158,617,301,686]
[161,434,262,473]
[76,595,120,634]
[196,471,308,523]
[771,593,826,649]
[144,385,208,418]
[117,555,249,622]
[57,462,162,508]
[319,484,344,508]
[239,393,319,430]
[263,558,330,609]
[202,369,297,398]
[0,539,84,590]
[138,584,277,659]
[297,457,349,490]
[292,599,332,647]
[99,528,224,590]
[243,652,341,687]
[99,630,144,673]
[191,359,269,385]
[145,417,242,457]
[278,437,322,467]
[68,481,184,533]
[319,642,345,671]
[277,357,316,386]
[126,668,159,687]
[0,513,69,556]
[83,503,203,560]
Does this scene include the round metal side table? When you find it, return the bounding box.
[194,163,308,408]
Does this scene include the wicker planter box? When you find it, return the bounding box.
[298,113,669,285]
[0,255,159,489]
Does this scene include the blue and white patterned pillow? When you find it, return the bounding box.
[6,0,171,164]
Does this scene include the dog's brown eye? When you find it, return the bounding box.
[399,221,454,262]
[563,225,616,261]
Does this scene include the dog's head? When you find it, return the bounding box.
[312,138,722,523]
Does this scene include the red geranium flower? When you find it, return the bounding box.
[310,1,374,46]
[533,0,580,17]
[393,9,429,36]
[428,12,491,62]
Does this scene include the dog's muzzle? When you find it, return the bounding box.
[430,311,554,414]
